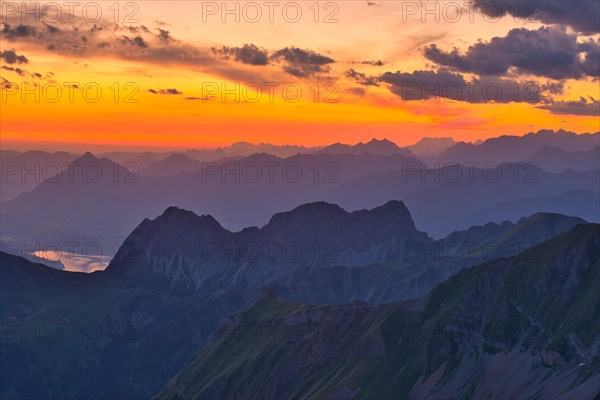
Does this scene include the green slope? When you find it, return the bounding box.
[156,224,600,400]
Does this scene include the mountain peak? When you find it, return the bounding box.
[266,202,345,227]
[106,200,429,286]
[73,151,120,167]
[159,206,221,227]
[377,200,410,213]
[162,205,191,216]
[362,137,398,146]
[353,200,417,230]
[292,201,344,213]
[367,138,392,144]
[78,151,100,161]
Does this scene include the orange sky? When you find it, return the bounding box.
[1,1,598,150]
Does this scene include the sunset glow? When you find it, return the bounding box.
[1,1,598,150]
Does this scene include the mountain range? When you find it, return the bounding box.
[157,223,600,399]
[1,200,595,398]
[2,130,598,256]
[406,136,457,156]
[3,129,596,200]
[428,129,599,166]
[1,128,598,398]
[519,145,600,173]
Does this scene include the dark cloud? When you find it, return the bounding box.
[3,19,97,56]
[344,69,379,86]
[117,35,149,48]
[212,44,269,65]
[133,36,148,48]
[0,49,29,64]
[424,27,599,80]
[2,65,27,76]
[212,44,336,76]
[1,23,37,39]
[538,97,600,116]
[1,77,17,89]
[149,88,183,95]
[379,69,555,103]
[157,29,172,42]
[270,47,334,77]
[578,39,600,78]
[42,22,60,34]
[472,0,600,34]
[129,26,151,34]
[359,60,385,66]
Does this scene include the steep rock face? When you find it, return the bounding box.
[107,202,586,306]
[156,224,600,400]
[106,201,432,291]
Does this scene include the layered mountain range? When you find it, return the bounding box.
[106,201,585,304]
[1,128,598,399]
[1,200,595,398]
[2,130,598,254]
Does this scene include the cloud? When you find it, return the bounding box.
[149,88,183,95]
[357,60,385,66]
[0,49,29,64]
[128,26,151,34]
[2,65,27,76]
[119,35,148,48]
[212,44,269,65]
[270,47,334,77]
[471,0,600,34]
[1,23,37,39]
[0,17,272,83]
[344,69,379,86]
[1,77,17,89]
[378,69,557,103]
[185,96,215,101]
[1,17,334,84]
[212,44,336,77]
[578,39,600,78]
[42,21,60,34]
[157,29,172,42]
[538,96,600,116]
[423,26,599,80]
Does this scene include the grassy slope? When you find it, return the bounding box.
[156,224,600,399]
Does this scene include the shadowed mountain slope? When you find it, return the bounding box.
[156,224,600,400]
